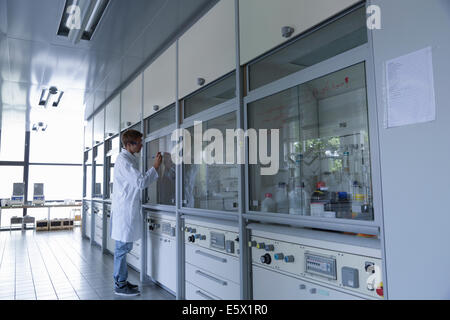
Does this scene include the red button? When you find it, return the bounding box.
[376,286,384,297]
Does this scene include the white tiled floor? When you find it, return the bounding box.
[0,228,175,300]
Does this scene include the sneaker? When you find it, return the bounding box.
[126,281,139,289]
[114,285,140,297]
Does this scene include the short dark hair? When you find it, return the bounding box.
[121,129,143,147]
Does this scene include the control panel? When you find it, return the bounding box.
[184,223,240,258]
[250,235,383,299]
[147,216,176,238]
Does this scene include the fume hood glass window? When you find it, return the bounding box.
[93,144,104,198]
[248,7,367,91]
[105,136,119,199]
[248,62,373,221]
[145,135,176,206]
[183,72,236,119]
[85,150,93,198]
[28,165,82,201]
[145,104,175,136]
[182,112,239,212]
[0,105,26,161]
[85,119,93,150]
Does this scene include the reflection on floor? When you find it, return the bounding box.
[0,228,175,300]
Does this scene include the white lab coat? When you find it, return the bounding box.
[111,148,158,243]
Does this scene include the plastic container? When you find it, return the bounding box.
[261,193,276,212]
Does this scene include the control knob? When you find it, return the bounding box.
[284,255,295,263]
[265,245,274,251]
[274,253,284,260]
[248,241,257,248]
[256,243,265,249]
[188,235,195,243]
[260,253,272,265]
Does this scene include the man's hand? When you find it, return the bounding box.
[153,152,162,170]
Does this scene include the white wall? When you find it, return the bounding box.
[371,0,450,299]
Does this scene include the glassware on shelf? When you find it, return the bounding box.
[261,193,276,212]
[275,182,288,213]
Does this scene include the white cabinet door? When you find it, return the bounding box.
[106,216,115,253]
[185,243,239,283]
[93,108,104,145]
[85,212,91,239]
[158,236,176,292]
[105,95,120,138]
[186,281,220,300]
[178,0,236,99]
[143,44,176,119]
[121,74,142,130]
[84,119,93,150]
[185,262,240,300]
[147,233,176,292]
[239,0,360,65]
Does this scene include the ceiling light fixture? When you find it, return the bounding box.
[38,86,64,108]
[57,0,110,44]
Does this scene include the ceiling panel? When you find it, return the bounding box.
[0,80,12,106]
[142,0,180,59]
[8,38,49,84]
[104,63,122,95]
[0,34,10,81]
[0,0,7,34]
[41,44,90,90]
[2,0,219,120]
[6,0,64,43]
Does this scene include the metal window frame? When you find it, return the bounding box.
[243,43,383,236]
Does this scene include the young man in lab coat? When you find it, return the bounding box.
[111,129,162,296]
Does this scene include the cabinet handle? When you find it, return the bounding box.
[195,270,227,286]
[153,105,159,111]
[195,290,215,300]
[195,250,227,263]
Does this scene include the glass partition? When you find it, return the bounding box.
[248,62,373,220]
[248,7,367,91]
[93,144,104,198]
[183,112,239,212]
[145,134,176,206]
[145,104,175,136]
[183,71,236,120]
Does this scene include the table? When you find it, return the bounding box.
[0,202,82,230]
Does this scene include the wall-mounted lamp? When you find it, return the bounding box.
[32,122,48,132]
[39,86,64,108]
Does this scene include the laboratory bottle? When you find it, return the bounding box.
[261,193,276,212]
[301,185,310,216]
[275,182,288,213]
[288,186,303,215]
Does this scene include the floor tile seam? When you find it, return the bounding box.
[37,236,79,300]
[32,236,58,299]
[25,236,38,298]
